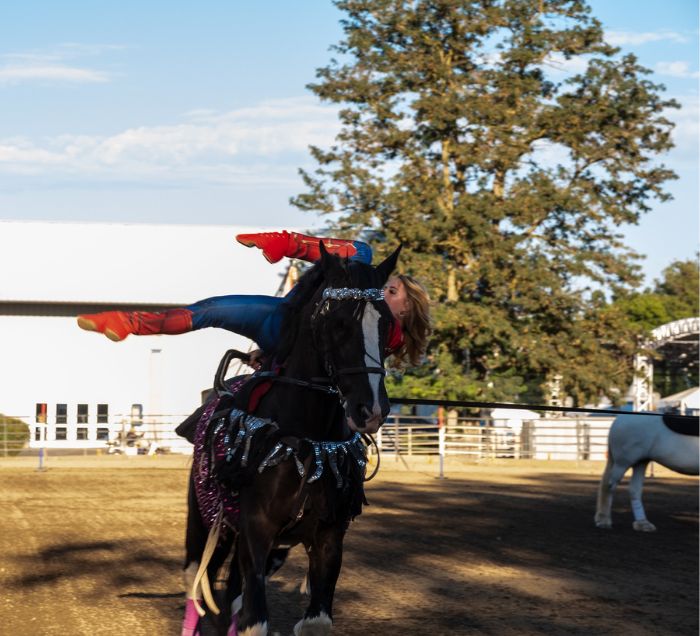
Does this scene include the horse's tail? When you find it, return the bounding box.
[595,416,624,526]
[595,455,615,524]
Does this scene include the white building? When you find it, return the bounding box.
[657,387,700,416]
[0,220,288,450]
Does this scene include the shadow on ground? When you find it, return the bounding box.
[3,466,697,635]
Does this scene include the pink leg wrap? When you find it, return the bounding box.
[227,614,238,636]
[181,598,201,636]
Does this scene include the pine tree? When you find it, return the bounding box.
[292,0,678,404]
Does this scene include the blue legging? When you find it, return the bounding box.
[186,239,372,353]
[187,294,285,354]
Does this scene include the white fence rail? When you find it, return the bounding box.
[0,414,193,456]
[376,414,614,461]
[0,412,615,461]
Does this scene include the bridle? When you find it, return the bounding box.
[310,286,388,390]
[213,286,390,400]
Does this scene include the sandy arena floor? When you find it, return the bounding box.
[0,455,697,635]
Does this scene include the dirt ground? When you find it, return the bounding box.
[0,455,696,636]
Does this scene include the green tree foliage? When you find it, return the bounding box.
[0,415,30,457]
[293,0,678,404]
[654,257,699,321]
[616,257,699,331]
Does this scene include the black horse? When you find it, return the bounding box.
[182,243,400,636]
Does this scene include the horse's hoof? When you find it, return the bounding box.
[594,515,612,529]
[633,520,657,532]
[294,613,332,636]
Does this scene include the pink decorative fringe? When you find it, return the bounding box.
[181,598,200,636]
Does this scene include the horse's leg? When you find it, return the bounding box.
[629,461,656,532]
[222,543,284,636]
[183,476,208,636]
[294,524,344,636]
[594,457,628,529]
[226,551,242,636]
[236,514,278,636]
[197,540,237,636]
[265,547,290,580]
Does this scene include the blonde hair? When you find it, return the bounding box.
[390,274,432,368]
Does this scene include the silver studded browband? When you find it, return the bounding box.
[322,287,384,301]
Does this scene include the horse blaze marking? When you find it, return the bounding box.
[361,303,382,414]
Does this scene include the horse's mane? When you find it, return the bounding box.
[274,261,324,364]
[274,256,382,365]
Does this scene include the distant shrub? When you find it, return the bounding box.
[0,414,30,457]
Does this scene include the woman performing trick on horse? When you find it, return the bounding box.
[78,231,431,636]
[76,230,431,367]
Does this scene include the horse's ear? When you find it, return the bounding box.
[375,244,402,283]
[319,240,343,275]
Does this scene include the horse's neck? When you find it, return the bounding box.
[266,347,343,441]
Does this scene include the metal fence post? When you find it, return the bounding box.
[438,406,445,479]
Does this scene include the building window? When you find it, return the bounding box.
[55,427,67,441]
[77,404,88,424]
[56,404,67,425]
[34,427,42,441]
[76,427,88,440]
[97,404,109,424]
[35,403,47,424]
[130,404,143,425]
[96,428,109,441]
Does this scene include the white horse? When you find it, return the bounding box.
[595,414,699,532]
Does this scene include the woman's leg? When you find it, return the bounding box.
[77,308,193,342]
[236,231,373,265]
[187,295,284,353]
[77,295,285,350]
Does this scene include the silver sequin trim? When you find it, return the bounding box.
[221,409,366,488]
[322,287,384,302]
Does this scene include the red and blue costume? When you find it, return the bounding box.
[78,231,403,354]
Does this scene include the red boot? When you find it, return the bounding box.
[236,231,358,263]
[77,309,192,341]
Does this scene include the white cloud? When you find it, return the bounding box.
[541,53,590,76]
[666,95,699,163]
[0,45,120,85]
[655,61,699,79]
[0,64,109,84]
[606,30,687,46]
[0,97,340,184]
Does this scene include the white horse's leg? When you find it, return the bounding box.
[595,457,627,528]
[629,461,656,532]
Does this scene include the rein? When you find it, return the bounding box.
[212,349,339,397]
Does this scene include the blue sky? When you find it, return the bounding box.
[0,0,697,286]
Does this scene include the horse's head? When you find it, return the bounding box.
[309,242,401,434]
